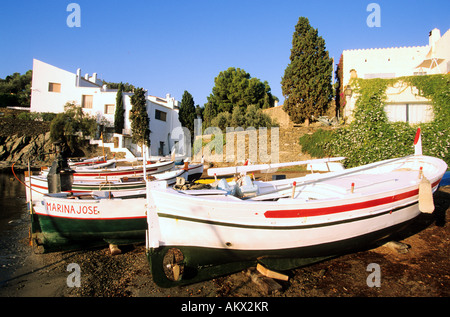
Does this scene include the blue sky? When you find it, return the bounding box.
[1,0,449,106]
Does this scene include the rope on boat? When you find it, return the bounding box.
[11,162,46,195]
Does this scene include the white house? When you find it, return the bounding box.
[342,28,450,123]
[30,59,183,157]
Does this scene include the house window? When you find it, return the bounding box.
[82,95,93,108]
[155,109,167,121]
[384,104,434,124]
[408,104,434,124]
[48,82,61,92]
[104,104,115,114]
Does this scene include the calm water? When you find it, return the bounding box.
[0,172,30,282]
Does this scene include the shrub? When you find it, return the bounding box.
[211,112,231,131]
[210,105,278,132]
[50,103,97,154]
[16,111,56,121]
[40,112,57,122]
[298,129,334,158]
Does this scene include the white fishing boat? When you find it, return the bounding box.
[70,159,174,179]
[71,159,117,170]
[27,160,204,251]
[31,191,148,251]
[206,157,346,177]
[40,158,174,178]
[25,163,204,201]
[144,129,447,287]
[68,155,106,166]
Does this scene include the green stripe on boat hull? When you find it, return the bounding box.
[33,214,147,252]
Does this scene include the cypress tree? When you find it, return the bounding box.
[281,17,333,125]
[129,87,150,147]
[178,90,196,142]
[335,54,345,118]
[114,82,125,133]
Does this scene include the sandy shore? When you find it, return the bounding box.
[1,176,449,299]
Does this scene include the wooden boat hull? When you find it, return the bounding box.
[148,214,416,288]
[33,213,146,251]
[145,155,447,287]
[31,194,147,251]
[29,164,204,251]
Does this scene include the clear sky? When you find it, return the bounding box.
[0,0,449,107]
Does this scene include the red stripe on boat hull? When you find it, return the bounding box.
[74,167,158,177]
[264,179,441,219]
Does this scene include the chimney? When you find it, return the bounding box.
[429,28,441,53]
[92,73,97,84]
[76,68,81,87]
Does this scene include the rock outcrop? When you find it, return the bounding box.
[0,132,53,170]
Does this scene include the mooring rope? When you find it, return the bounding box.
[11,162,46,195]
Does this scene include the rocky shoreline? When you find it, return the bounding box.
[0,133,53,172]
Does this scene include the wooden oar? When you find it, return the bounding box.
[414,127,434,213]
[419,175,434,213]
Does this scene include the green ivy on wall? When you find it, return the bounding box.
[307,74,449,168]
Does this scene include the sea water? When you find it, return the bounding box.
[0,172,29,283]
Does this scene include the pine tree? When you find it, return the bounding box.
[129,87,150,147]
[203,67,275,126]
[178,90,196,142]
[281,17,333,125]
[114,83,125,133]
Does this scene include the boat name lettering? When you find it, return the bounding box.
[46,202,99,215]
